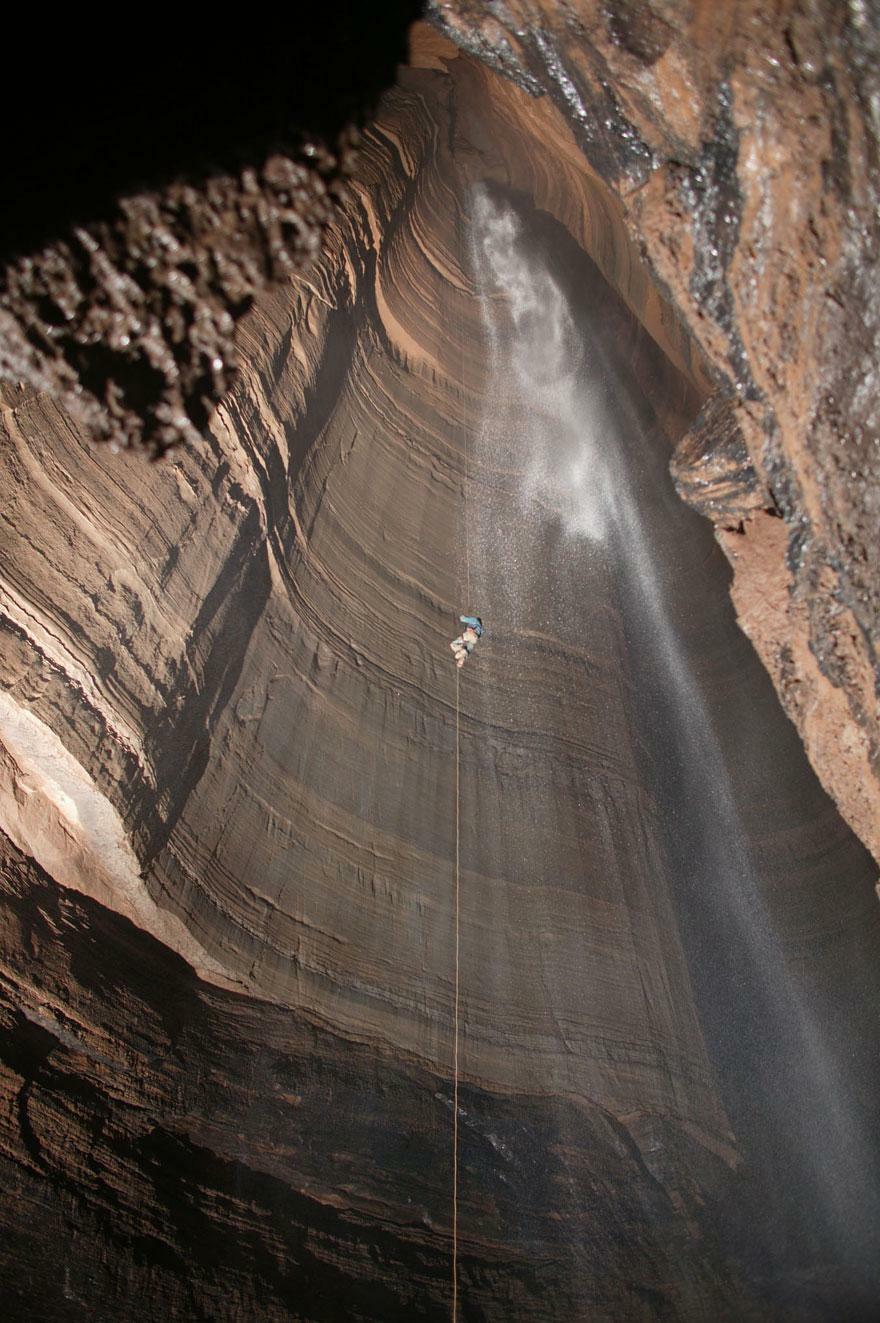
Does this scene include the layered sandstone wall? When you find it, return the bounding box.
[0,33,765,1320]
[1,15,879,1321]
[2,6,877,866]
[1,33,731,1126]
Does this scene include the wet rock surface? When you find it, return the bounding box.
[428,0,880,862]
[1,7,880,1322]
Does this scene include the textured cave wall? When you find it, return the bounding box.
[1,26,727,1124]
[0,7,421,454]
[2,22,880,1321]
[0,33,754,1320]
[1,833,756,1322]
[2,5,876,872]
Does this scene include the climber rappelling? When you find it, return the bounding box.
[450,615,483,668]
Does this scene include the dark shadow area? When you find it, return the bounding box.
[0,3,423,264]
[0,831,749,1320]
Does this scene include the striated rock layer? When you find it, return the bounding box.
[1,20,880,1323]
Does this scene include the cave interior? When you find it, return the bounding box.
[1,14,879,1323]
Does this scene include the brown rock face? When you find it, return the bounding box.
[1,13,880,1323]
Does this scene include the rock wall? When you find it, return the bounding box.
[2,5,877,865]
[1,14,879,1322]
[0,29,730,1125]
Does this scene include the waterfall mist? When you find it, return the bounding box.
[466,183,880,1304]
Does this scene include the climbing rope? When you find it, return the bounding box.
[463,398,471,607]
[462,259,472,609]
[452,665,461,1321]
[452,196,470,1320]
[449,222,471,1317]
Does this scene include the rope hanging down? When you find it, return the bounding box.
[452,666,461,1321]
[452,209,471,1320]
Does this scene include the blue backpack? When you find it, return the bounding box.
[460,615,484,638]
